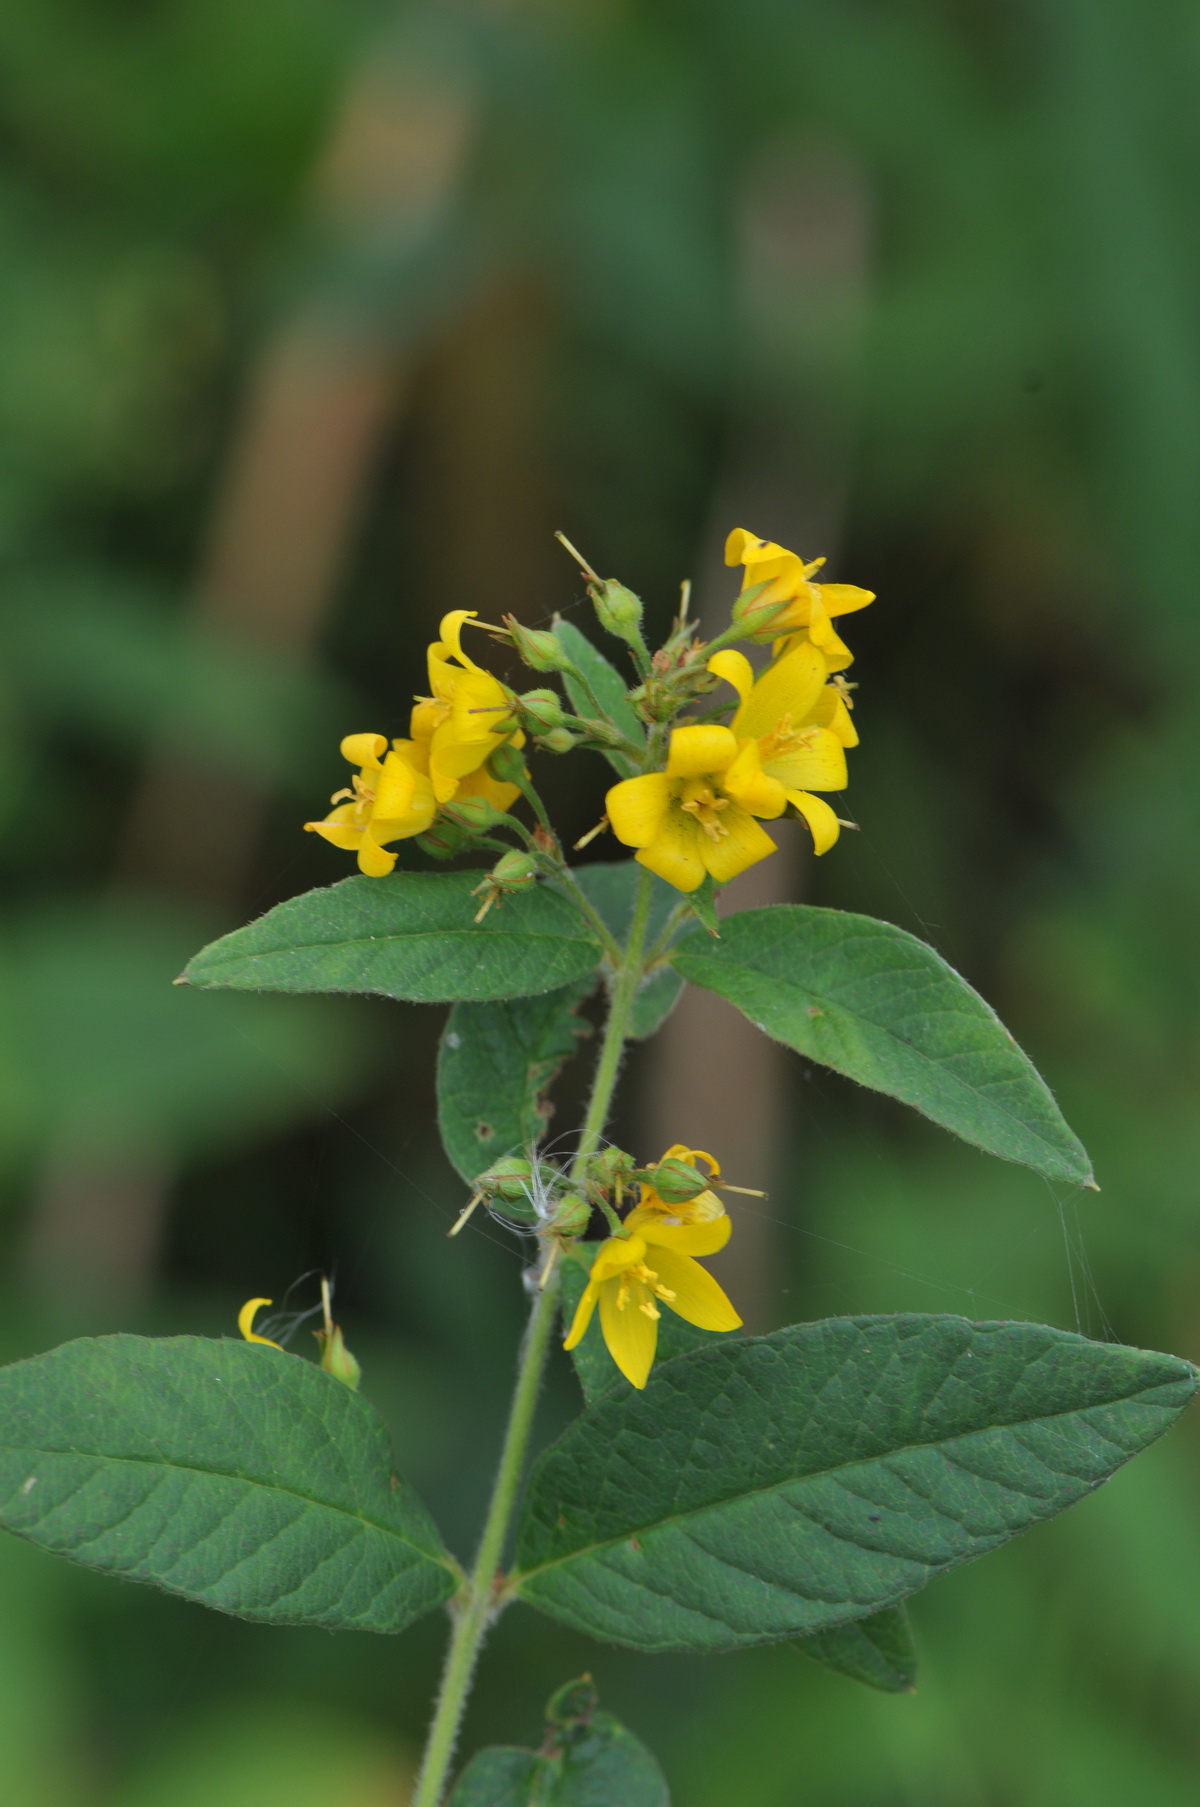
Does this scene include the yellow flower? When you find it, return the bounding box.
[410,609,525,806]
[238,1297,282,1349]
[305,733,436,876]
[725,526,874,670]
[563,1207,741,1388]
[605,640,850,889]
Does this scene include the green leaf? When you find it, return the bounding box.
[448,1676,668,1807]
[438,981,594,1183]
[181,872,602,1004]
[570,861,689,1039]
[0,1336,457,1632]
[673,906,1093,1184]
[797,1604,917,1693]
[552,618,645,778]
[513,1314,1196,1652]
[561,1244,739,1407]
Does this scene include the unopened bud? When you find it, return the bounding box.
[491,851,538,889]
[644,1156,710,1205]
[506,616,574,673]
[486,742,527,787]
[316,1322,362,1389]
[550,1193,591,1237]
[418,820,470,859]
[441,796,508,833]
[539,726,578,753]
[731,579,795,643]
[518,689,567,733]
[590,578,644,643]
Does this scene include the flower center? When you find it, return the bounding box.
[677,778,731,841]
[615,1260,678,1320]
[758,713,819,762]
[330,771,376,825]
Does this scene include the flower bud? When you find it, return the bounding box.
[517,689,567,733]
[490,850,538,890]
[589,578,644,643]
[441,796,508,833]
[486,742,527,787]
[417,820,470,859]
[505,616,574,673]
[549,1193,591,1237]
[538,726,578,753]
[645,1156,710,1205]
[316,1322,362,1389]
[731,579,796,643]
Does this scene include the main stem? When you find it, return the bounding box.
[410,865,656,1806]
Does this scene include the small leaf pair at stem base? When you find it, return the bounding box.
[0,1336,457,1632]
[512,1314,1195,1653]
[449,1676,668,1807]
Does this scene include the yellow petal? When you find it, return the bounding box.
[812,688,859,748]
[305,803,363,850]
[454,766,521,811]
[563,1279,599,1350]
[599,1277,658,1388]
[409,698,445,743]
[435,609,480,669]
[591,1233,648,1283]
[732,640,826,740]
[356,831,399,876]
[340,732,387,769]
[666,723,738,778]
[763,727,847,793]
[722,741,787,819]
[606,773,672,848]
[787,790,841,855]
[662,1143,720,1179]
[819,582,875,619]
[702,806,776,884]
[635,812,708,892]
[724,526,764,566]
[238,1297,282,1348]
[646,1246,742,1333]
[706,649,754,704]
[634,1211,732,1257]
[393,734,432,775]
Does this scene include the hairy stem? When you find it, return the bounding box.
[409,863,655,1804]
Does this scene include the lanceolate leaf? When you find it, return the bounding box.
[570,861,690,1039]
[438,980,594,1183]
[448,1677,668,1807]
[514,1315,1195,1652]
[552,619,645,779]
[797,1605,917,1693]
[673,906,1093,1185]
[0,1337,458,1632]
[561,1243,738,1407]
[180,872,602,1004]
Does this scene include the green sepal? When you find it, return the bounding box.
[551,619,645,777]
[437,981,595,1184]
[797,1604,918,1693]
[514,1314,1196,1653]
[448,1675,668,1806]
[673,905,1093,1184]
[0,1336,458,1631]
[180,871,602,1004]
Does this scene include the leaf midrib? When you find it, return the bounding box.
[675,922,1086,1174]
[3,1439,457,1572]
[511,1370,1171,1587]
[201,923,598,962]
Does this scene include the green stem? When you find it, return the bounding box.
[410,864,655,1805]
[554,865,623,967]
[410,1270,561,1807]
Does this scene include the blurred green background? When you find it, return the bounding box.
[3,0,1200,1801]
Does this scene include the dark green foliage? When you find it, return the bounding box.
[674,907,1093,1184]
[449,1676,668,1806]
[551,620,646,778]
[438,981,595,1183]
[180,872,602,1003]
[796,1606,917,1694]
[0,1337,457,1632]
[514,1316,1195,1651]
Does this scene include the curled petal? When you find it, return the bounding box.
[787,790,841,855]
[599,1278,658,1388]
[606,773,672,848]
[723,741,787,819]
[356,831,399,876]
[701,805,776,885]
[340,732,387,769]
[666,723,739,779]
[706,648,754,704]
[644,1246,742,1333]
[812,687,858,748]
[238,1298,282,1349]
[435,609,481,669]
[305,803,364,850]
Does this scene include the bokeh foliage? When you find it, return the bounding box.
[2,0,1199,1802]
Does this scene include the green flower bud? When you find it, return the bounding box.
[518,689,566,733]
[590,577,644,642]
[731,578,794,643]
[506,616,574,673]
[538,726,578,753]
[486,742,527,786]
[441,796,508,833]
[490,850,538,889]
[549,1193,591,1237]
[316,1322,362,1389]
[417,820,470,859]
[644,1155,710,1205]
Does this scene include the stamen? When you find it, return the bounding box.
[574,815,609,850]
[653,1283,677,1303]
[448,1192,483,1237]
[639,1300,661,1320]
